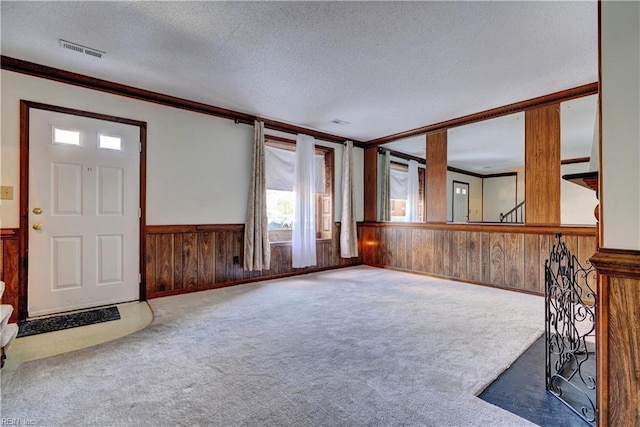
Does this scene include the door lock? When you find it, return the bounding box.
[32,207,43,215]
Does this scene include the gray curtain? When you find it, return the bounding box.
[380,150,391,221]
[243,121,271,271]
[340,141,358,258]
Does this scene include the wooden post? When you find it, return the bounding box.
[525,104,561,225]
[426,131,447,222]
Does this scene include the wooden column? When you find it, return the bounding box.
[363,146,379,222]
[426,131,447,222]
[590,250,640,426]
[524,104,560,224]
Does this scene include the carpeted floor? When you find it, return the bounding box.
[1,266,544,426]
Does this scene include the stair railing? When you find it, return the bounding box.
[499,201,525,223]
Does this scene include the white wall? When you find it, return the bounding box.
[482,175,518,222]
[601,2,640,250]
[0,70,364,228]
[560,162,598,225]
[446,171,482,222]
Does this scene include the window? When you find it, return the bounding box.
[264,137,334,242]
[52,127,81,146]
[99,134,123,151]
[389,161,425,222]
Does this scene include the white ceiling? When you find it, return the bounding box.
[0,1,598,142]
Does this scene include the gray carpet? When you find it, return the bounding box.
[1,266,544,426]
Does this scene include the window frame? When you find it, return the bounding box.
[264,136,334,243]
[389,160,426,222]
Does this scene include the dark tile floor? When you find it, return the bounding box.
[479,336,592,427]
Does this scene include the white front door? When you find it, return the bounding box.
[28,109,140,317]
[452,181,469,223]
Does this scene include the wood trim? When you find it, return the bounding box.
[448,166,518,180]
[596,271,610,426]
[447,166,484,179]
[561,156,591,165]
[18,101,29,320]
[484,171,518,179]
[139,124,148,301]
[0,229,18,239]
[1,56,363,146]
[384,148,426,165]
[563,171,598,193]
[19,100,148,320]
[21,100,146,127]
[361,221,596,236]
[265,135,296,146]
[590,248,640,278]
[366,82,598,146]
[146,224,245,234]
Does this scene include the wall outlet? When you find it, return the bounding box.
[233,256,239,265]
[0,186,13,200]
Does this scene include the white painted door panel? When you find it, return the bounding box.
[29,110,140,317]
[453,182,469,223]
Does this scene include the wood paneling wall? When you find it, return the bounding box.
[0,229,20,323]
[361,223,596,294]
[525,104,561,224]
[591,249,640,426]
[426,131,448,222]
[145,224,361,297]
[364,146,379,222]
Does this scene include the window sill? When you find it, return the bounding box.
[269,238,333,246]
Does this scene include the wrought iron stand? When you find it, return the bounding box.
[545,233,597,425]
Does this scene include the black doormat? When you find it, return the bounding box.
[17,306,121,338]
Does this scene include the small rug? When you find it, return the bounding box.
[17,306,121,338]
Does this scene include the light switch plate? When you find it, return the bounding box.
[1,186,14,200]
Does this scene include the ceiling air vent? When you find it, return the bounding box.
[331,119,350,125]
[60,39,105,59]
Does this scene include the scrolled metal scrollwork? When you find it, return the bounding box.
[545,232,597,425]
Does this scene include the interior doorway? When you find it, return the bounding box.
[452,181,469,222]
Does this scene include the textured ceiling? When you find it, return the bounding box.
[0,1,598,142]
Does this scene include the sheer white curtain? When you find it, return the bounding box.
[243,121,270,271]
[292,134,317,268]
[406,160,420,222]
[340,141,358,258]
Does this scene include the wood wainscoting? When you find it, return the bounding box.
[145,223,362,298]
[0,229,20,323]
[360,222,597,295]
[590,249,640,426]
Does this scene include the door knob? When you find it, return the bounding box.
[32,207,43,215]
[32,223,44,231]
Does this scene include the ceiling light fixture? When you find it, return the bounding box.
[60,39,105,59]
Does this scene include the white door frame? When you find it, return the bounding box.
[18,100,147,320]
